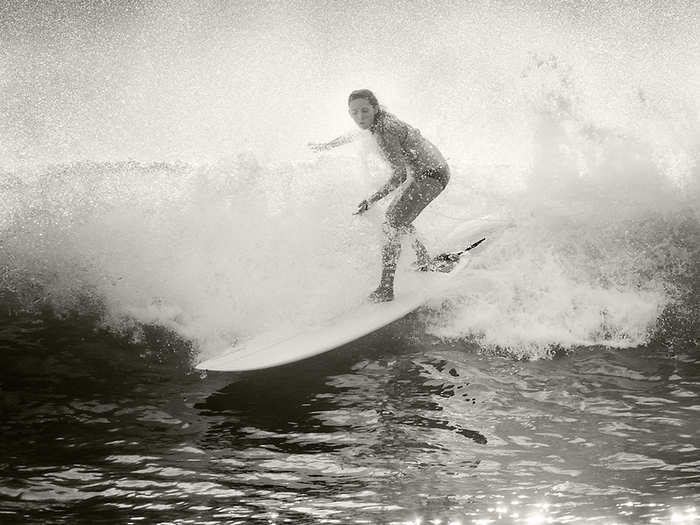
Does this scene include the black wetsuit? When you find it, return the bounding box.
[370,110,450,188]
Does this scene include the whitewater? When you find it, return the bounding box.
[2,1,699,361]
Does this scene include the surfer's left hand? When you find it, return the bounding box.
[355,200,370,215]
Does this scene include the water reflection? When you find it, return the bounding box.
[1,313,699,523]
[193,335,487,523]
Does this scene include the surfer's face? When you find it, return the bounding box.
[348,98,378,129]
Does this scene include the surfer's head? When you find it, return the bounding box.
[348,89,380,130]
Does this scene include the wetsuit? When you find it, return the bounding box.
[371,111,449,190]
[367,110,450,301]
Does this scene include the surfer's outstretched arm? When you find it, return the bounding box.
[308,132,359,152]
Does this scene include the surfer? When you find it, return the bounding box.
[310,89,450,302]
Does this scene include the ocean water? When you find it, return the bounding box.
[1,314,699,524]
[1,1,699,523]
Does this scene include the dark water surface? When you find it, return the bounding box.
[1,311,698,525]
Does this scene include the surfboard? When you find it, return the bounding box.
[196,219,508,372]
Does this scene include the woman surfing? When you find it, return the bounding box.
[310,89,450,302]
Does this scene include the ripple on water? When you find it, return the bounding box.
[599,452,669,470]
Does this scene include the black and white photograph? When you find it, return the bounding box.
[1,1,699,523]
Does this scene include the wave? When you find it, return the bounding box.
[2,1,699,359]
[1,132,697,361]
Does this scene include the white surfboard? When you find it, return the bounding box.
[196,219,509,372]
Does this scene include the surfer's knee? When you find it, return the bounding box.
[384,209,411,230]
[383,221,410,243]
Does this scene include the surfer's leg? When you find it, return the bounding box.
[389,177,445,262]
[387,177,444,226]
[405,224,431,267]
[369,179,443,301]
[369,223,401,302]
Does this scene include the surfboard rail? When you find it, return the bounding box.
[196,219,510,372]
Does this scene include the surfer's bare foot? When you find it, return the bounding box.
[415,260,435,272]
[368,285,394,303]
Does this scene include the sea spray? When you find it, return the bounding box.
[2,145,696,361]
[423,87,698,357]
[1,0,699,360]
[0,158,388,356]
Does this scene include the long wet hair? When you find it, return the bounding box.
[348,89,379,108]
